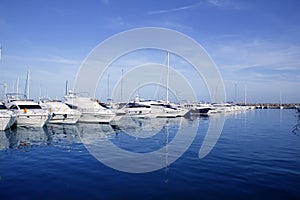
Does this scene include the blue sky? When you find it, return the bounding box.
[0,0,299,103]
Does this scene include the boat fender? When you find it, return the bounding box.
[63,114,67,119]
[52,113,56,117]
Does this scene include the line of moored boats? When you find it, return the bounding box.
[0,91,256,131]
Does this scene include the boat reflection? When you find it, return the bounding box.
[113,117,182,138]
[1,127,51,149]
[0,116,203,150]
[0,113,225,168]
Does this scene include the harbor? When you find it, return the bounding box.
[1,109,299,199]
[1,1,300,199]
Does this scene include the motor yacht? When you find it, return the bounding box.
[64,91,115,123]
[5,94,50,127]
[39,98,82,124]
[0,102,16,130]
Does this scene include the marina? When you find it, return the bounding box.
[1,1,300,199]
[0,109,299,199]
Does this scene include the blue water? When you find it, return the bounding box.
[0,110,299,200]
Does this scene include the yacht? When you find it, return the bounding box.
[138,100,179,118]
[39,98,82,124]
[169,103,189,117]
[64,91,115,123]
[183,102,216,116]
[123,102,152,118]
[127,95,178,118]
[120,95,152,118]
[0,102,16,130]
[5,94,50,127]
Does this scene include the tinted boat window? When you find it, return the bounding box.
[10,105,18,110]
[0,104,7,109]
[18,105,42,109]
[65,103,78,109]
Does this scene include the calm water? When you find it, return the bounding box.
[0,109,299,200]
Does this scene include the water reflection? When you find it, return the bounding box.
[46,124,80,145]
[0,115,216,146]
[1,127,50,149]
[292,114,300,136]
[0,114,227,169]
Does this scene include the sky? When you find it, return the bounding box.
[0,0,299,103]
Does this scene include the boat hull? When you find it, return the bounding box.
[78,113,115,123]
[15,114,49,127]
[48,113,81,124]
[0,115,16,130]
[149,106,178,118]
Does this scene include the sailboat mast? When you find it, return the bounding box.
[3,82,6,100]
[16,77,19,96]
[279,90,282,105]
[121,69,124,102]
[166,52,170,103]
[244,84,247,105]
[24,67,30,99]
[65,80,68,95]
[107,73,110,101]
[28,67,30,99]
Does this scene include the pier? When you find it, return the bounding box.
[238,103,300,109]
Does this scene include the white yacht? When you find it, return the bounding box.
[39,98,82,124]
[182,102,216,115]
[120,95,152,118]
[138,100,179,118]
[0,102,16,130]
[5,94,50,127]
[64,91,115,123]
[125,95,178,118]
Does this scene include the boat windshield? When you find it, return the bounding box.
[65,103,78,109]
[18,105,42,109]
[0,104,7,109]
[128,103,150,108]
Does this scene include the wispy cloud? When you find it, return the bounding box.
[207,0,223,7]
[4,55,81,65]
[207,0,242,10]
[147,0,241,16]
[147,3,200,15]
[210,38,300,83]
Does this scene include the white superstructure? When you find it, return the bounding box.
[64,91,115,123]
[39,99,82,124]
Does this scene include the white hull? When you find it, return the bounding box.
[15,114,49,127]
[48,114,81,124]
[0,115,16,130]
[150,107,178,118]
[78,113,115,123]
[64,93,115,124]
[39,100,82,125]
[124,107,152,118]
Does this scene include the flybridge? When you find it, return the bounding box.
[5,93,35,103]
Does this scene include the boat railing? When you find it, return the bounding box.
[5,93,28,102]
